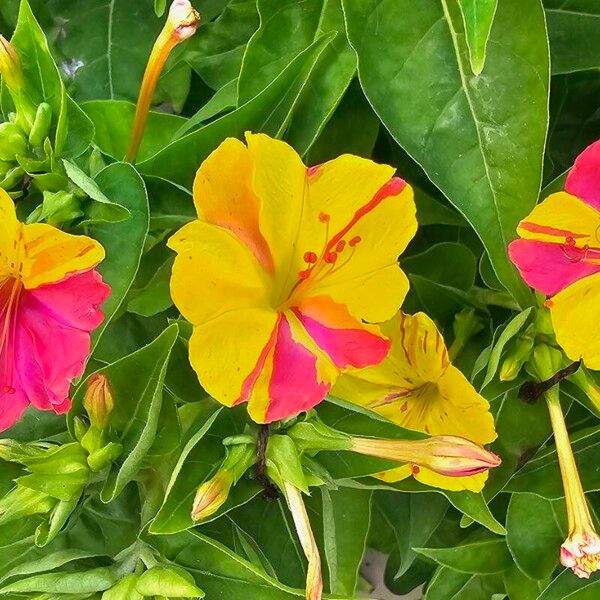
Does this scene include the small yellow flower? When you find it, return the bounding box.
[333,311,497,492]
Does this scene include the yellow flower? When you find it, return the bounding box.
[168,133,417,423]
[333,311,497,492]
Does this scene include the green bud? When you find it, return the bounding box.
[0,121,27,160]
[266,434,307,493]
[84,374,115,429]
[533,306,555,336]
[500,336,534,381]
[0,165,24,189]
[287,420,352,453]
[28,102,52,147]
[81,425,105,455]
[528,343,564,382]
[87,442,123,472]
[135,565,204,598]
[73,416,89,442]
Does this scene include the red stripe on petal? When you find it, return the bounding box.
[566,140,600,212]
[293,308,390,369]
[264,316,330,422]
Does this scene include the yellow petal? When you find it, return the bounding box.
[193,137,274,273]
[168,220,271,325]
[188,307,279,407]
[517,191,600,247]
[0,189,20,280]
[550,272,600,369]
[21,223,104,289]
[304,176,417,323]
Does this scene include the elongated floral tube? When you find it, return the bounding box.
[546,387,600,578]
[126,0,200,162]
[284,482,323,600]
[350,435,500,478]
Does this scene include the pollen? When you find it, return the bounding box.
[298,269,311,280]
[324,252,337,264]
[303,251,318,264]
[318,212,330,223]
[335,240,346,253]
[349,235,362,247]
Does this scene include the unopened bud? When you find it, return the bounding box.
[168,0,201,41]
[0,36,22,91]
[83,374,114,429]
[191,471,233,522]
[350,435,500,478]
[500,336,534,381]
[0,122,27,161]
[528,343,564,382]
[28,102,52,147]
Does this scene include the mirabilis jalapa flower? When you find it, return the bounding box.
[333,311,497,492]
[509,140,600,369]
[0,190,109,430]
[169,133,417,423]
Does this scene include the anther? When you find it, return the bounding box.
[324,252,337,264]
[349,235,362,247]
[298,269,311,280]
[335,240,346,253]
[318,212,330,223]
[303,251,317,264]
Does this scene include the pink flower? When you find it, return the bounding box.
[0,190,109,430]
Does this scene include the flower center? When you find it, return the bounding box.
[0,276,22,394]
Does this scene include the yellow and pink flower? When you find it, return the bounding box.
[168,133,417,423]
[509,140,600,368]
[0,190,109,430]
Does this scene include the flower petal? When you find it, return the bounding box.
[550,272,600,369]
[14,271,107,412]
[21,223,105,289]
[168,220,271,325]
[376,463,487,492]
[0,382,28,431]
[304,179,417,322]
[566,140,600,211]
[509,238,600,296]
[294,296,389,370]
[187,308,279,407]
[247,313,336,423]
[516,191,600,246]
[0,189,20,280]
[193,137,274,272]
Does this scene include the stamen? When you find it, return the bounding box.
[349,235,362,247]
[335,240,346,253]
[298,269,311,280]
[324,252,337,264]
[318,212,330,223]
[303,251,317,264]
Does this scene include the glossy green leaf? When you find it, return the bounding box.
[238,0,356,154]
[503,566,548,600]
[538,569,600,600]
[87,162,150,350]
[0,566,116,594]
[82,100,186,162]
[416,537,512,574]
[546,1,600,74]
[344,0,549,306]
[138,36,332,187]
[506,492,565,580]
[458,0,498,75]
[150,404,261,534]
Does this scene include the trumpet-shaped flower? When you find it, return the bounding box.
[509,140,600,369]
[0,190,109,430]
[333,311,497,491]
[168,133,417,423]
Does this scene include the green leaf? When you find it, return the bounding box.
[71,325,179,501]
[503,566,548,600]
[425,566,505,600]
[49,0,190,108]
[505,425,600,498]
[62,159,130,225]
[152,530,307,599]
[317,487,371,596]
[238,0,356,154]
[537,569,600,600]
[87,162,150,351]
[344,0,549,306]
[138,36,332,187]
[135,566,204,598]
[185,0,260,90]
[102,573,143,600]
[0,566,116,594]
[150,404,261,534]
[506,492,565,580]
[458,0,498,75]
[82,100,186,162]
[416,537,512,574]
[546,1,600,74]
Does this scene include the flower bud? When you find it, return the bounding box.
[350,435,501,478]
[0,35,22,91]
[28,102,52,147]
[191,470,233,522]
[83,374,114,429]
[500,336,534,381]
[0,122,27,161]
[167,0,201,41]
